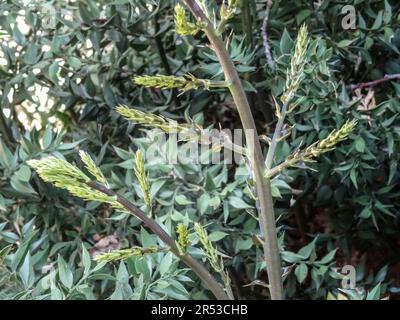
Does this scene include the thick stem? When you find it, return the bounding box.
[88,181,230,300]
[182,0,283,300]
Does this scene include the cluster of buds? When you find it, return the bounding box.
[176,223,190,255]
[281,24,310,104]
[134,149,152,216]
[266,120,357,178]
[79,150,108,187]
[116,105,192,133]
[302,120,357,159]
[94,246,167,262]
[174,4,202,36]
[194,223,224,273]
[134,74,227,95]
[27,155,118,206]
[220,0,239,21]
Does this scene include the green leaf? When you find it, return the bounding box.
[350,168,358,189]
[371,11,383,30]
[0,139,13,168]
[355,137,365,153]
[23,44,39,65]
[280,29,294,54]
[197,193,210,214]
[42,126,53,149]
[360,206,372,219]
[58,255,74,289]
[175,194,194,205]
[366,283,381,300]
[15,165,31,182]
[281,251,305,263]
[337,39,356,48]
[228,196,252,209]
[11,231,37,271]
[318,249,337,264]
[0,244,13,263]
[159,253,173,275]
[48,61,59,84]
[19,252,34,289]
[298,238,317,259]
[295,263,308,284]
[82,244,91,275]
[209,231,228,242]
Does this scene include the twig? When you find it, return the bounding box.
[261,0,275,72]
[182,0,284,300]
[88,181,230,300]
[348,74,400,91]
[265,100,289,170]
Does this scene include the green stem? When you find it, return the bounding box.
[182,0,284,300]
[265,100,289,170]
[88,181,230,300]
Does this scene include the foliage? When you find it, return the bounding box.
[1,0,399,300]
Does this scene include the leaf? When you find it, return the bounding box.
[280,29,294,54]
[337,39,356,48]
[15,165,31,182]
[350,168,358,189]
[298,238,317,259]
[159,253,173,275]
[42,126,53,149]
[0,139,13,168]
[228,196,252,209]
[295,263,308,284]
[48,61,59,84]
[366,283,381,300]
[209,231,228,242]
[197,193,210,214]
[175,194,194,205]
[318,249,337,264]
[58,255,74,289]
[11,231,37,271]
[23,44,39,65]
[0,244,13,263]
[371,11,383,30]
[19,252,34,289]
[82,244,91,275]
[355,137,365,153]
[359,206,372,219]
[281,251,305,263]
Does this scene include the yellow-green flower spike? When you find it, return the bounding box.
[176,223,190,255]
[79,150,108,187]
[134,74,227,94]
[116,105,191,133]
[134,149,152,216]
[94,246,167,263]
[174,4,201,36]
[28,156,90,186]
[27,156,118,205]
[305,120,357,159]
[220,0,238,21]
[281,24,310,104]
[194,223,224,273]
[266,120,357,178]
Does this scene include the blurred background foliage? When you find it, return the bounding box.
[0,0,399,299]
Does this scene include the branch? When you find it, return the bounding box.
[265,100,289,170]
[347,74,400,91]
[261,0,275,72]
[182,0,283,300]
[88,181,230,300]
